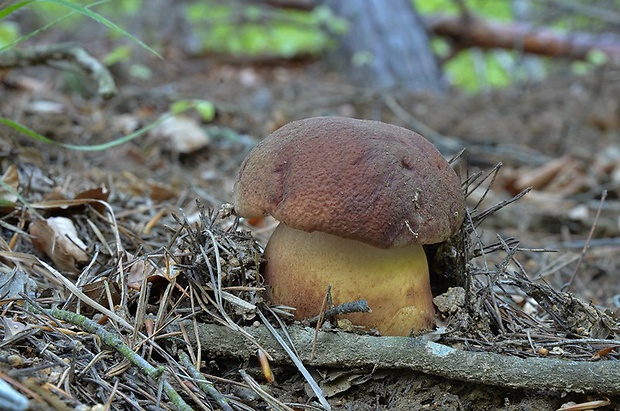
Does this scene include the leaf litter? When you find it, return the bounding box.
[1,62,620,410]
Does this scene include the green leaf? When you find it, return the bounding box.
[103,44,131,65]
[170,100,215,122]
[571,61,590,76]
[190,1,331,57]
[587,49,608,66]
[128,64,152,80]
[0,22,20,48]
[194,100,216,122]
[0,1,36,20]
[0,0,104,52]
[170,100,194,115]
[36,0,160,57]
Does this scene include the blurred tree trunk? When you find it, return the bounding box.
[322,0,445,92]
[131,0,198,57]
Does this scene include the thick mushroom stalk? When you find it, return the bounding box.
[264,223,434,336]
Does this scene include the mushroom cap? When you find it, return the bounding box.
[233,117,464,249]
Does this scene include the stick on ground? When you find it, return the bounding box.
[0,43,117,98]
[180,321,620,395]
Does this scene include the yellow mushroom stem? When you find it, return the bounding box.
[263,223,435,336]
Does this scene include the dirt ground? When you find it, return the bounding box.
[2,48,620,411]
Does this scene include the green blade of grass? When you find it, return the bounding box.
[0,1,36,20]
[34,0,160,58]
[0,114,172,151]
[0,0,161,57]
[0,100,201,151]
[0,0,109,53]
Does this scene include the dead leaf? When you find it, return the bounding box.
[312,369,385,398]
[74,278,121,314]
[591,345,619,360]
[27,100,65,114]
[74,186,110,214]
[29,198,110,214]
[0,164,19,207]
[150,114,210,154]
[125,254,173,290]
[557,399,611,410]
[0,269,37,300]
[147,182,177,202]
[29,217,89,274]
[126,257,151,290]
[112,113,142,135]
[1,317,32,340]
[11,75,50,93]
[513,155,573,192]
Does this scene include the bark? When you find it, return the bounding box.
[322,0,445,92]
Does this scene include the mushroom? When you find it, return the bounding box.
[233,117,464,336]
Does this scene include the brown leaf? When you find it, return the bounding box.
[1,317,32,340]
[591,345,619,360]
[29,217,89,274]
[557,399,611,410]
[0,164,19,211]
[513,155,574,192]
[11,75,50,93]
[147,182,177,202]
[150,114,211,154]
[77,279,121,314]
[126,254,171,290]
[74,186,110,214]
[29,198,110,214]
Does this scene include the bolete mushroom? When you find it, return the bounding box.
[233,117,464,336]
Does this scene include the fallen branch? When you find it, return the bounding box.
[180,321,620,395]
[426,13,620,63]
[0,43,117,98]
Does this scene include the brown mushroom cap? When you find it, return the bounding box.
[234,116,464,248]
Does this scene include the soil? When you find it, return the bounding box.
[1,47,620,411]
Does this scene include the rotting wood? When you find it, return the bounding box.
[179,321,620,395]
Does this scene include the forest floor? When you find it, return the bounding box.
[2,49,620,411]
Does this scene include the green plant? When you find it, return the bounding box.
[0,0,158,55]
[0,0,165,150]
[0,100,205,151]
[187,2,346,57]
[0,21,19,48]
[412,0,606,93]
